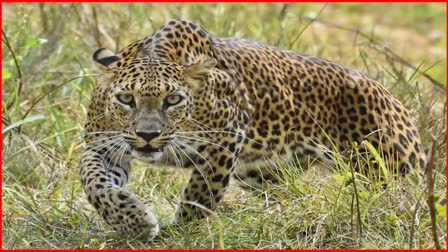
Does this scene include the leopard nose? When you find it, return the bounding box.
[135,130,162,142]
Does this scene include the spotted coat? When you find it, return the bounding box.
[80,18,425,236]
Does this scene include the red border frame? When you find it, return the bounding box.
[1,1,447,251]
[1,0,447,2]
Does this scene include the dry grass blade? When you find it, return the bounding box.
[425,137,441,249]
[2,29,23,109]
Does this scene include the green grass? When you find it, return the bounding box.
[2,3,446,249]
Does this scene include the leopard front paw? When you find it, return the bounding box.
[108,204,160,239]
[96,189,160,238]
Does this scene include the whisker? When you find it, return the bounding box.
[174,139,214,174]
[174,134,244,174]
[186,119,220,142]
[189,118,218,132]
[110,139,126,168]
[91,137,125,167]
[167,144,182,168]
[177,129,262,146]
[160,146,168,166]
[105,139,127,170]
[171,141,214,199]
[174,134,239,161]
[90,136,121,151]
[85,135,124,146]
[87,136,124,149]
[118,142,129,168]
[84,112,108,129]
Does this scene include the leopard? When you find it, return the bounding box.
[80,18,426,238]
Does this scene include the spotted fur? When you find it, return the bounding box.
[80,18,425,236]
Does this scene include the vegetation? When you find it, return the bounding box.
[2,3,446,249]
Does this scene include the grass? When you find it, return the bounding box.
[2,2,446,249]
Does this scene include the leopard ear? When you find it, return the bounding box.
[93,48,120,71]
[183,58,217,89]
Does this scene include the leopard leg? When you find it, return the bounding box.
[233,165,282,191]
[80,146,159,237]
[173,138,242,223]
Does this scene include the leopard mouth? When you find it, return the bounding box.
[131,145,164,161]
[134,146,163,153]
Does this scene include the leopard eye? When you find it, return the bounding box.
[115,93,135,107]
[164,95,183,107]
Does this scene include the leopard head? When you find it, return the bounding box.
[93,48,216,161]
